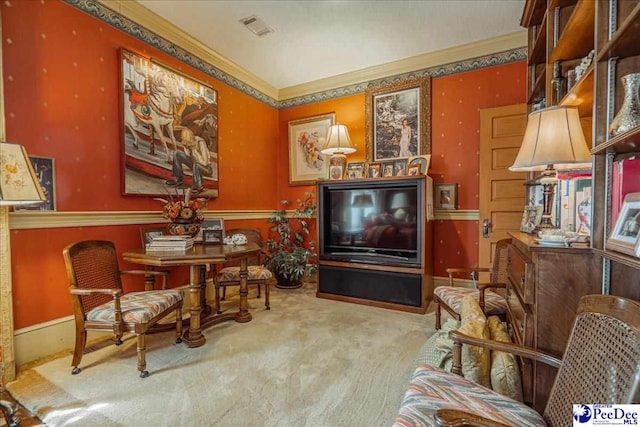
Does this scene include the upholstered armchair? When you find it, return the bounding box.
[433,238,510,329]
[63,240,184,378]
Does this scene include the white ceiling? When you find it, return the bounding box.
[137,0,526,90]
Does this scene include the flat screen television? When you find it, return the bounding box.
[317,177,424,267]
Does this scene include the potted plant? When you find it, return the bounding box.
[264,191,317,289]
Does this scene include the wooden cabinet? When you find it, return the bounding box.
[506,232,602,412]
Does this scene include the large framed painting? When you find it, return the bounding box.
[121,48,219,197]
[364,76,431,163]
[288,113,335,185]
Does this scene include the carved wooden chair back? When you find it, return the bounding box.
[63,240,183,377]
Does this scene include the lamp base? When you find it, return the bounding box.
[534,176,557,232]
[329,152,347,178]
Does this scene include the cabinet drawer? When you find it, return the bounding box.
[507,245,535,304]
[506,283,534,347]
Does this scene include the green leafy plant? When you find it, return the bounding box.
[264,191,317,287]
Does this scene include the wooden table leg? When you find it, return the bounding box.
[183,265,206,347]
[235,257,252,323]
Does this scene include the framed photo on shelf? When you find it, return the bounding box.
[329,165,343,181]
[346,162,365,180]
[195,218,225,242]
[407,164,421,176]
[381,162,395,178]
[367,163,381,178]
[21,155,56,211]
[393,159,408,176]
[140,226,167,246]
[287,112,335,185]
[203,229,224,245]
[407,155,431,175]
[520,205,543,233]
[434,183,457,210]
[607,192,640,258]
[364,76,431,163]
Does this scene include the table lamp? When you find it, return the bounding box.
[0,142,46,383]
[509,106,591,230]
[322,124,356,178]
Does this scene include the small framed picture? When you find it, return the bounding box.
[520,205,543,233]
[195,218,225,242]
[408,155,431,175]
[346,162,365,180]
[329,165,343,180]
[435,183,457,210]
[367,163,381,178]
[393,159,408,176]
[407,164,421,176]
[140,226,167,246]
[382,162,395,177]
[203,229,224,245]
[607,192,640,258]
[18,155,55,211]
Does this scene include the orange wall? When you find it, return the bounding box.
[3,1,278,329]
[3,1,526,331]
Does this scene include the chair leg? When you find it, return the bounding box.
[215,283,222,314]
[136,333,149,378]
[257,284,261,298]
[71,328,87,375]
[221,286,226,301]
[435,296,442,330]
[175,305,183,344]
[0,400,19,427]
[265,281,270,310]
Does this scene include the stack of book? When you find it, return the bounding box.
[146,235,194,252]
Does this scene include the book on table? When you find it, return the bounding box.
[146,235,194,251]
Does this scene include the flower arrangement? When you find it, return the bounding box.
[154,188,205,236]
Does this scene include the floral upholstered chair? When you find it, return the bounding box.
[63,240,184,378]
[433,239,510,329]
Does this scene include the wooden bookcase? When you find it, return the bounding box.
[519,0,640,411]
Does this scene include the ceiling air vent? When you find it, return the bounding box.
[239,15,274,37]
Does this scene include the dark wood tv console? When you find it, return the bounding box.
[316,177,433,314]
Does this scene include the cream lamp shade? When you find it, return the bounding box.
[0,142,46,206]
[509,106,591,230]
[322,124,356,178]
[509,106,591,172]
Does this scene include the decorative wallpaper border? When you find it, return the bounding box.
[67,0,526,110]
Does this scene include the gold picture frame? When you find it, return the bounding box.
[364,76,431,163]
[288,113,336,185]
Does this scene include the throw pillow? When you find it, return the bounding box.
[414,318,460,372]
[458,295,491,388]
[487,316,524,402]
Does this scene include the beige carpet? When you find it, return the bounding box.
[7,284,434,427]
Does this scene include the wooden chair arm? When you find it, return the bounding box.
[434,409,511,427]
[450,330,561,376]
[477,282,506,291]
[69,288,122,297]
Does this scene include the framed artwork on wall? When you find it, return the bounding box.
[120,48,219,198]
[364,76,431,163]
[520,205,543,233]
[288,113,336,185]
[435,183,457,210]
[607,192,640,258]
[22,156,55,211]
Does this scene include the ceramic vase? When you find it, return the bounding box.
[167,218,201,238]
[609,72,640,136]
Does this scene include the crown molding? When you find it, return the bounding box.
[95,0,278,100]
[278,31,527,101]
